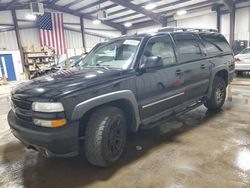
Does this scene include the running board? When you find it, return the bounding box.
[140,101,203,130]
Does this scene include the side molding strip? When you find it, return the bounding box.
[142,92,185,109]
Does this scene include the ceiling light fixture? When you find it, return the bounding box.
[124,22,132,27]
[176,9,187,16]
[145,3,156,10]
[25,14,36,20]
[93,19,101,25]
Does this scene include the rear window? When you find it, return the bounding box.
[240,48,250,54]
[173,33,203,62]
[200,33,232,54]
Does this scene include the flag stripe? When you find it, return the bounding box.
[58,14,63,55]
[48,30,50,46]
[54,13,60,54]
[56,14,61,54]
[51,14,57,54]
[61,14,66,54]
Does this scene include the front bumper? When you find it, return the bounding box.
[235,63,250,71]
[8,110,79,157]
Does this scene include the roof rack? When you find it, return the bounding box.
[158,27,218,33]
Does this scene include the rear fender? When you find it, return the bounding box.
[208,65,228,98]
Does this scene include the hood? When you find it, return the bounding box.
[12,68,131,101]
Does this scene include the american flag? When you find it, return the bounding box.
[38,12,66,55]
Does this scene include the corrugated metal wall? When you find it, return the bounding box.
[64,29,105,53]
[19,28,40,47]
[64,30,82,49]
[0,30,18,50]
[0,28,107,52]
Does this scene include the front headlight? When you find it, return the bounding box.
[32,102,64,112]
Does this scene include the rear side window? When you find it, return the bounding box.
[173,33,203,62]
[240,48,250,54]
[200,33,232,54]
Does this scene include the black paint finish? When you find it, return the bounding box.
[8,31,234,157]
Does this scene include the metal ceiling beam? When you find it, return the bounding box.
[109,0,165,24]
[87,4,118,15]
[80,17,87,53]
[109,12,140,22]
[5,0,22,9]
[48,0,60,5]
[126,0,218,26]
[44,3,126,34]
[89,0,161,16]
[222,0,234,12]
[75,0,104,12]
[63,0,85,8]
[108,0,190,23]
[11,9,25,70]
[0,23,14,27]
[108,0,188,17]
[130,1,218,29]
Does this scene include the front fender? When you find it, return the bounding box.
[71,90,140,131]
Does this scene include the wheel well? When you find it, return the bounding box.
[215,70,228,86]
[78,99,137,138]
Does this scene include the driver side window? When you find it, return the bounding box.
[142,36,177,66]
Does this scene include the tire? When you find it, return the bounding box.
[84,106,127,167]
[204,76,226,110]
[236,71,242,77]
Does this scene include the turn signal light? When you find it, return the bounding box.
[51,119,67,127]
[33,118,67,127]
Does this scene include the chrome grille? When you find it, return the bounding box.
[12,97,32,110]
[12,97,32,123]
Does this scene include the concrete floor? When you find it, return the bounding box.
[1,77,250,188]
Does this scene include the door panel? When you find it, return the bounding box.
[181,60,210,100]
[136,65,185,119]
[172,33,208,101]
[136,35,185,120]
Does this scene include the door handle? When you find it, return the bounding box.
[200,64,206,69]
[175,69,183,76]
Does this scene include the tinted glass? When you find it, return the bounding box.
[173,33,202,62]
[78,38,142,70]
[142,35,176,66]
[200,33,232,54]
[202,41,221,54]
[240,48,250,54]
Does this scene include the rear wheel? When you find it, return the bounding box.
[204,76,226,110]
[84,106,127,167]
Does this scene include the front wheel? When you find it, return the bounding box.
[204,76,226,110]
[84,106,127,167]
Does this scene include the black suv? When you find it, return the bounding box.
[8,28,234,167]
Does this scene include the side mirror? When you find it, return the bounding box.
[141,56,163,70]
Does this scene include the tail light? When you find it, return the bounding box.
[234,57,241,63]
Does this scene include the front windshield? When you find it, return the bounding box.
[58,56,82,68]
[78,38,142,70]
[240,48,250,54]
